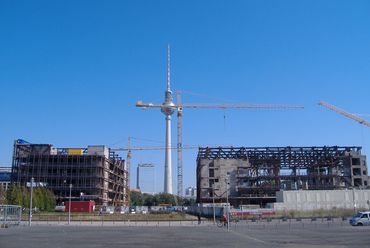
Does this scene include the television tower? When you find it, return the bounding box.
[160,45,175,194]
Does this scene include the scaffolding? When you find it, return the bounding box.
[197,146,367,206]
[11,140,129,206]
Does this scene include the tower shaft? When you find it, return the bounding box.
[164,115,173,193]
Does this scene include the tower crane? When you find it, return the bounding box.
[137,97,304,196]
[318,101,370,127]
[136,46,304,196]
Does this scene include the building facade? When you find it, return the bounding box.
[11,139,129,206]
[184,186,197,199]
[197,146,368,207]
[0,167,11,190]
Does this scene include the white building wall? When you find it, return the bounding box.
[273,190,370,211]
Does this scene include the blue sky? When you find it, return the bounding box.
[1,0,370,194]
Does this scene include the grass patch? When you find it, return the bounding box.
[22,212,190,222]
[275,208,364,219]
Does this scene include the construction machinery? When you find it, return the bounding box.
[136,46,304,196]
[318,101,370,127]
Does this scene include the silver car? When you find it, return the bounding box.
[349,211,370,226]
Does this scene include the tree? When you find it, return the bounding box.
[0,184,6,204]
[40,188,55,211]
[143,193,158,207]
[156,193,176,205]
[5,184,55,211]
[32,188,55,211]
[182,198,196,206]
[130,192,194,207]
[21,186,30,208]
[6,184,23,206]
[130,191,143,206]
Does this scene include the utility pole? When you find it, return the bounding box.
[68,184,72,225]
[29,177,34,227]
[212,187,216,225]
[226,173,230,230]
[352,188,357,214]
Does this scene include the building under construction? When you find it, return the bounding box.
[11,139,129,206]
[197,146,368,207]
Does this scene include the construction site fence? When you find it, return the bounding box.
[0,205,22,227]
[15,217,355,229]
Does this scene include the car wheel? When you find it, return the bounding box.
[357,223,363,226]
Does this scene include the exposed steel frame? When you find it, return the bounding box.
[197,146,362,205]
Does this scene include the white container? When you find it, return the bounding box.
[87,145,109,158]
[50,147,58,155]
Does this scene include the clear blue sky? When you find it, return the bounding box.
[1,0,370,194]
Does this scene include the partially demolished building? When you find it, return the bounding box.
[197,146,368,206]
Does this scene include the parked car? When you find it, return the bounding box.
[349,211,370,226]
[115,206,129,214]
[100,206,114,214]
[55,205,66,212]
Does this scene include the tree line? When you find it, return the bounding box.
[0,184,196,211]
[130,191,196,206]
[0,184,55,211]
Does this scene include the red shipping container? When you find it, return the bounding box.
[64,200,95,213]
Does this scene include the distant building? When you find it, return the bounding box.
[197,146,368,207]
[185,186,196,199]
[11,139,129,206]
[0,167,11,190]
[130,188,141,193]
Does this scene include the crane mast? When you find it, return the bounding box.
[126,137,132,193]
[176,91,183,197]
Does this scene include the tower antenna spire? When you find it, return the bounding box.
[167,44,171,91]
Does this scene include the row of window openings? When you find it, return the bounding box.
[17,161,106,167]
[209,168,358,177]
[209,158,366,167]
[351,158,366,166]
[20,168,104,174]
[353,178,368,186]
[352,168,367,176]
[35,178,98,185]
[18,166,121,174]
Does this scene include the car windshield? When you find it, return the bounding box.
[353,213,362,218]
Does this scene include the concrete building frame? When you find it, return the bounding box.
[11,140,129,206]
